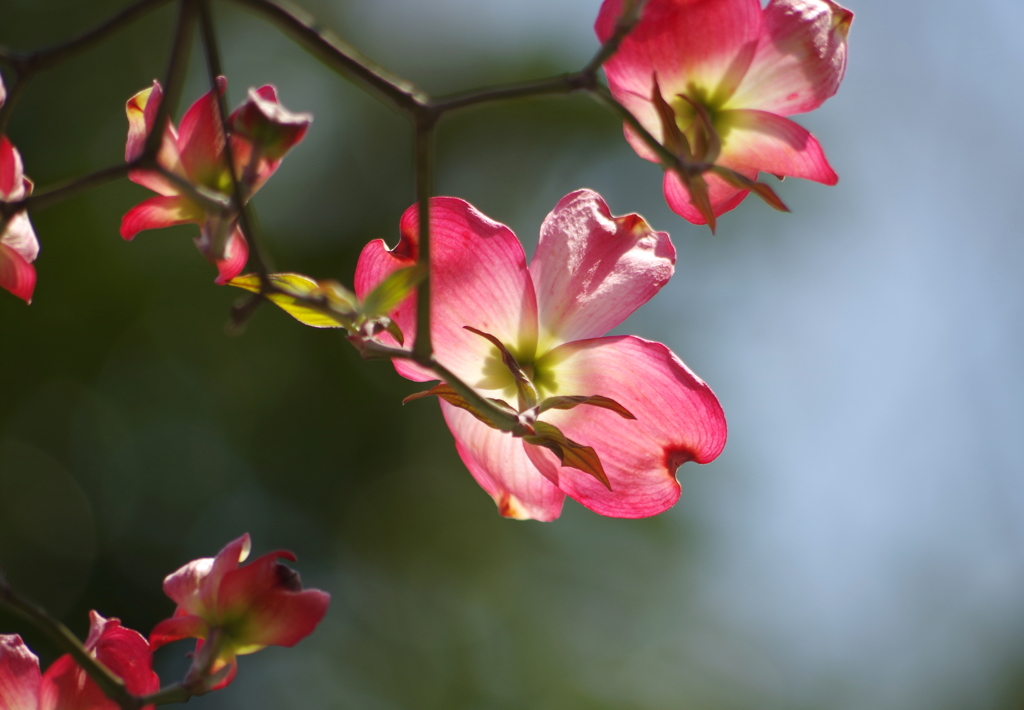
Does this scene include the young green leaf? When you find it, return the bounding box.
[360,264,427,318]
[228,273,356,328]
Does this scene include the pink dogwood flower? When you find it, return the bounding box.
[150,534,330,690]
[0,612,160,710]
[0,135,39,303]
[596,0,853,225]
[355,189,726,521]
[122,79,310,283]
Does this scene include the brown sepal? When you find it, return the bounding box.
[537,395,636,419]
[403,383,516,429]
[712,167,790,213]
[523,421,612,490]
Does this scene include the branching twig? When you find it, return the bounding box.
[429,0,646,115]
[0,0,173,72]
[224,0,426,115]
[0,0,174,133]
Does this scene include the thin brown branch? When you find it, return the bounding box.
[412,117,435,360]
[0,163,132,219]
[143,0,197,161]
[0,0,174,73]
[197,0,273,283]
[428,0,645,116]
[224,0,426,115]
[429,72,595,115]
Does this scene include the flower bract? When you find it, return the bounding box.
[0,612,159,710]
[596,0,853,225]
[355,189,727,521]
[150,534,330,690]
[0,135,39,303]
[122,79,310,283]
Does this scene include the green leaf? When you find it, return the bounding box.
[360,264,427,318]
[228,273,357,329]
[536,395,635,419]
[523,421,611,490]
[403,383,516,429]
[383,318,405,346]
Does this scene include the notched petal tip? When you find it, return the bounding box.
[826,0,854,36]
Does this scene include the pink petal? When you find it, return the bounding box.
[354,198,538,388]
[528,335,726,518]
[1,209,39,264]
[719,109,837,183]
[83,612,160,697]
[177,78,228,190]
[530,189,675,346]
[442,402,566,521]
[127,168,183,197]
[150,613,209,649]
[0,635,41,710]
[203,224,249,285]
[0,242,37,303]
[40,612,159,710]
[662,168,750,225]
[125,82,160,162]
[622,118,664,164]
[597,0,763,117]
[162,558,216,614]
[229,134,278,197]
[0,136,26,200]
[125,82,183,183]
[162,534,250,615]
[120,195,203,240]
[728,0,853,115]
[216,552,329,650]
[229,85,311,163]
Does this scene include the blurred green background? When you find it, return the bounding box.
[2,1,1023,708]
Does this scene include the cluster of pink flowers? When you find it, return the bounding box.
[0,535,329,707]
[122,78,310,284]
[0,0,854,705]
[0,0,852,522]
